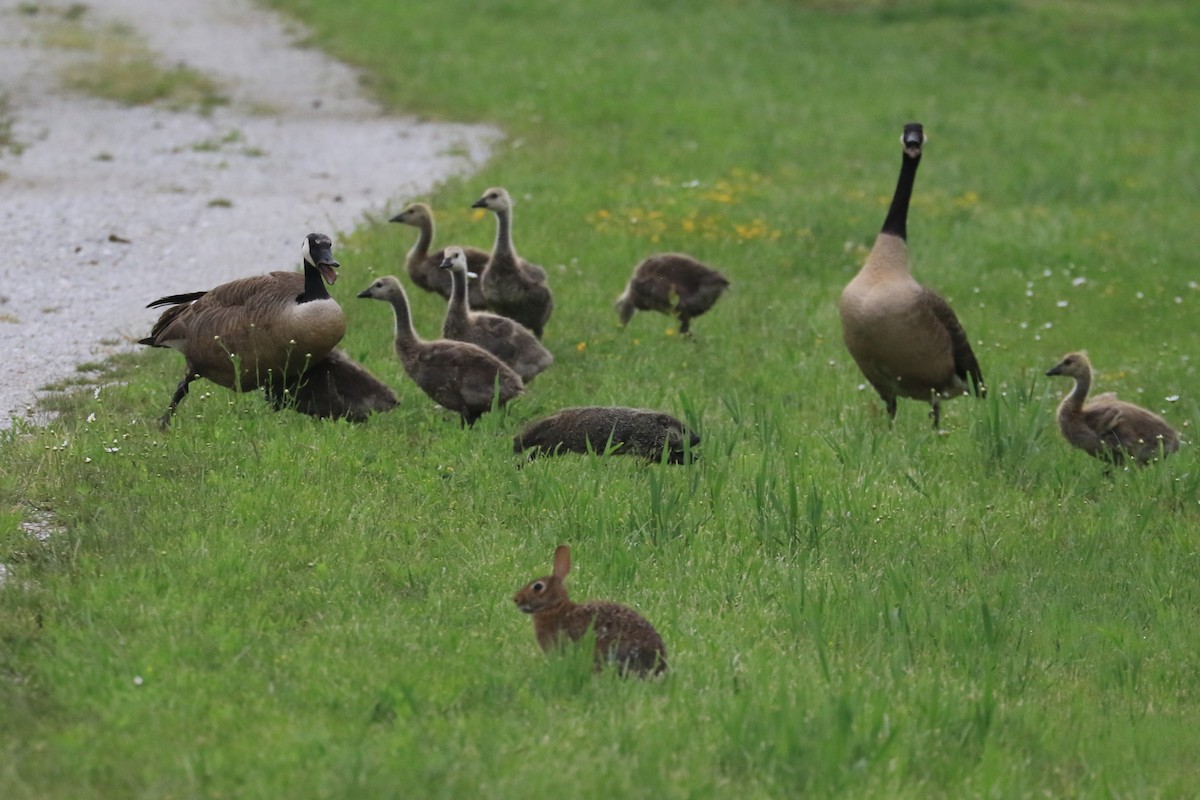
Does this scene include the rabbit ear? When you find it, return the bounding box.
[553,545,571,580]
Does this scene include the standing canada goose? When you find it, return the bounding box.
[615,253,730,335]
[389,202,490,309]
[471,187,554,338]
[438,246,554,383]
[839,123,985,428]
[356,275,524,425]
[265,348,398,423]
[139,233,346,428]
[1045,352,1180,465]
[513,406,700,464]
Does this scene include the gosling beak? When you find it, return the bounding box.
[470,197,487,209]
[1045,364,1063,377]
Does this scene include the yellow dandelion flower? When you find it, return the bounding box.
[596,209,611,219]
[471,208,487,221]
[576,341,587,352]
[665,328,676,337]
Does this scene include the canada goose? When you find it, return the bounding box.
[471,187,554,338]
[513,406,700,464]
[438,246,554,383]
[1045,352,1180,465]
[838,123,985,428]
[140,233,346,427]
[388,202,490,309]
[265,348,398,423]
[615,253,730,335]
[356,275,524,425]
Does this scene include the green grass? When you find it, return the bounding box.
[35,5,228,113]
[3,0,1200,796]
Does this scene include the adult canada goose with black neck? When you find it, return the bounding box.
[839,123,984,428]
[140,233,346,427]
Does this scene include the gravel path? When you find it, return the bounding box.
[0,0,499,426]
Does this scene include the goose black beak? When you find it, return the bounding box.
[387,211,404,223]
[1045,364,1062,377]
[356,288,372,299]
[902,122,925,157]
[309,244,340,284]
[470,197,487,209]
[438,256,453,270]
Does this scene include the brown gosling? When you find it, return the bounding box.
[513,545,667,677]
[838,123,985,429]
[513,406,700,464]
[139,233,346,428]
[388,202,490,309]
[439,246,554,383]
[471,187,554,338]
[1045,352,1180,466]
[265,348,398,423]
[356,275,523,426]
[615,252,730,335]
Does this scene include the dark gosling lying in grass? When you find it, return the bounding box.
[389,202,490,309]
[357,275,524,426]
[513,406,699,464]
[615,252,729,335]
[439,246,553,383]
[513,545,667,678]
[265,348,397,422]
[1045,351,1180,466]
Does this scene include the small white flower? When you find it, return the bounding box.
[1056,300,1068,308]
[1072,277,1087,287]
[86,413,96,423]
[1166,395,1180,403]
[105,447,120,454]
[1043,322,1053,329]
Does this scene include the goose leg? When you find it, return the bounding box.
[929,398,942,429]
[159,372,197,429]
[679,314,692,335]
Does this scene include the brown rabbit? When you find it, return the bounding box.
[513,545,668,677]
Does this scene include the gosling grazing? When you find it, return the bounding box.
[265,349,398,423]
[513,406,700,464]
[439,246,554,383]
[1045,351,1180,465]
[471,187,554,338]
[389,202,490,309]
[139,233,346,428]
[356,275,524,425]
[838,123,984,428]
[615,253,729,335]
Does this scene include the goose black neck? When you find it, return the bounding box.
[880,152,921,241]
[300,261,332,304]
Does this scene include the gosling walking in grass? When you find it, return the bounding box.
[357,275,523,426]
[615,252,729,335]
[1045,351,1180,465]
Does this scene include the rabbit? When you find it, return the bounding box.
[513,545,667,677]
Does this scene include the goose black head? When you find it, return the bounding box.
[302,233,340,284]
[901,123,926,159]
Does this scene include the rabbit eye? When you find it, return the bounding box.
[532,581,545,593]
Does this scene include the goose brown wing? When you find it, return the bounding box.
[923,287,985,396]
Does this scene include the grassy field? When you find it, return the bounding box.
[3,0,1200,796]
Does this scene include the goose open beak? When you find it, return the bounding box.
[309,242,340,284]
